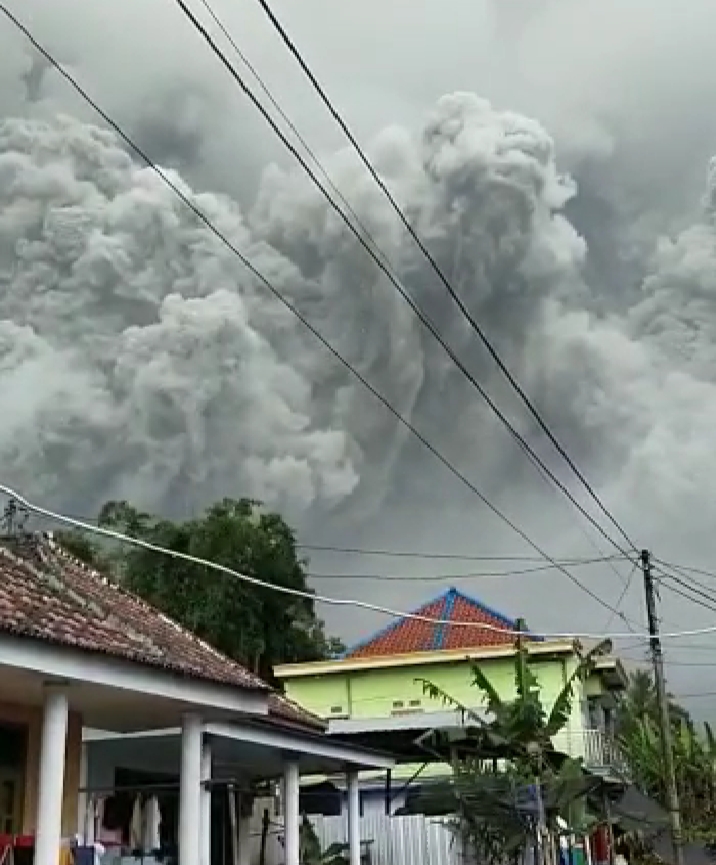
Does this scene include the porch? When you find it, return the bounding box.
[82,721,394,865]
[0,532,395,865]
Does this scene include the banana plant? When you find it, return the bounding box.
[418,633,612,771]
[299,814,349,865]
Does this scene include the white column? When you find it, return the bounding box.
[179,713,203,865]
[200,737,212,865]
[347,771,360,865]
[77,741,88,840]
[282,760,300,865]
[35,685,69,865]
[237,814,252,865]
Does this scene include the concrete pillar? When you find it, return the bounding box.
[200,736,212,865]
[347,771,360,865]
[179,713,203,865]
[77,740,88,840]
[283,760,300,865]
[237,814,252,865]
[35,685,69,865]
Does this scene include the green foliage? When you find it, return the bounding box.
[416,634,611,861]
[419,636,611,772]
[57,498,343,681]
[617,671,716,844]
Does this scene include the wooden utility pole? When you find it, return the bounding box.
[641,549,685,865]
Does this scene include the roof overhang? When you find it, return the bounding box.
[275,639,579,679]
[84,721,395,783]
[207,720,395,771]
[0,632,268,730]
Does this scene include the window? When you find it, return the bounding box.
[408,699,421,708]
[392,700,404,709]
[329,706,344,715]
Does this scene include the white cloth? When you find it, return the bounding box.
[143,796,161,851]
[129,796,143,849]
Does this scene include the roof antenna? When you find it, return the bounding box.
[1,499,30,535]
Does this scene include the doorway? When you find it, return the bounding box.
[0,722,28,834]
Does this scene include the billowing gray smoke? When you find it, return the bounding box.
[6,0,716,685]
[0,91,590,522]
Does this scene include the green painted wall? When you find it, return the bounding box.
[283,655,588,719]
[281,653,613,783]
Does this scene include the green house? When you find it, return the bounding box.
[275,588,628,812]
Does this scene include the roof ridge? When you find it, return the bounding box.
[447,586,518,628]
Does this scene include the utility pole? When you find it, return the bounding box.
[641,549,684,865]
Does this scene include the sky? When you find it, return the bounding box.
[2,0,716,712]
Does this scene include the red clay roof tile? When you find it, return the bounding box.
[0,533,325,729]
[345,587,531,659]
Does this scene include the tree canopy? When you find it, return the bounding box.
[57,498,343,682]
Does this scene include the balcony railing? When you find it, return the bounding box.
[551,728,630,776]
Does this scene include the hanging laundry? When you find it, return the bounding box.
[143,796,161,852]
[129,795,143,851]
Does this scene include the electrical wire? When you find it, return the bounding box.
[246,0,638,557]
[194,0,377,253]
[0,5,638,625]
[192,0,633,586]
[297,544,625,563]
[602,562,638,631]
[3,482,716,642]
[654,559,716,582]
[659,576,716,616]
[653,562,716,606]
[169,0,636,567]
[0,4,623,606]
[307,557,628,581]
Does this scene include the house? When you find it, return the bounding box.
[0,531,394,865]
[274,587,628,812]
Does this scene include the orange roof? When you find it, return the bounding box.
[344,587,536,659]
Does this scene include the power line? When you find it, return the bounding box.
[653,562,716,606]
[0,6,631,621]
[307,557,628,581]
[0,0,626,621]
[655,559,716,581]
[602,561,638,631]
[4,482,716,642]
[169,0,635,566]
[247,0,638,557]
[297,544,624,562]
[194,0,376,252]
[659,579,716,616]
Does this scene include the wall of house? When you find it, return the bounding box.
[0,701,82,836]
[282,652,589,778]
[282,654,582,729]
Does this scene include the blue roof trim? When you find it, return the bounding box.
[451,588,544,641]
[432,587,457,650]
[340,588,455,658]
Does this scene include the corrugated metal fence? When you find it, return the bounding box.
[312,813,460,865]
[250,813,462,865]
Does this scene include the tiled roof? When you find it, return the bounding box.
[344,587,536,659]
[0,533,326,728]
[269,692,325,731]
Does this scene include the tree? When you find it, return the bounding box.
[56,498,343,681]
[415,634,611,864]
[419,633,612,774]
[617,671,716,843]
